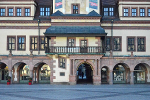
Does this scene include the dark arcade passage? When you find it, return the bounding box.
[77,63,93,84]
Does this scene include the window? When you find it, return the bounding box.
[17,8,21,16]
[0,8,5,16]
[25,8,30,16]
[132,9,136,16]
[104,7,114,16]
[40,37,47,50]
[140,8,145,16]
[7,36,16,50]
[124,8,128,16]
[18,36,25,50]
[106,37,111,51]
[137,37,145,51]
[113,37,121,51]
[127,37,135,51]
[68,39,75,46]
[148,9,150,16]
[9,8,13,16]
[40,7,50,16]
[30,37,38,50]
[73,5,78,14]
[59,58,66,68]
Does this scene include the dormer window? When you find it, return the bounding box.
[73,5,78,14]
[103,7,114,16]
[40,7,50,16]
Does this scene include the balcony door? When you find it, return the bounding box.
[80,40,87,53]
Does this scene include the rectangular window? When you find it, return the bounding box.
[104,7,114,16]
[59,58,65,68]
[25,8,30,16]
[73,5,78,14]
[68,39,75,46]
[30,37,38,50]
[113,37,121,51]
[40,7,50,16]
[137,37,145,51]
[132,9,136,16]
[106,37,111,51]
[18,36,25,50]
[40,37,47,50]
[17,8,21,16]
[148,9,150,16]
[9,8,13,16]
[124,8,128,16]
[127,37,135,51]
[0,8,5,16]
[140,8,145,16]
[7,36,16,50]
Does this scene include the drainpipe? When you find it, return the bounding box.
[111,20,114,55]
[38,19,40,55]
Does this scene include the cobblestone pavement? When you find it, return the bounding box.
[0,84,150,100]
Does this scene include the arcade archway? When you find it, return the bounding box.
[101,66,109,84]
[0,62,9,83]
[76,63,93,84]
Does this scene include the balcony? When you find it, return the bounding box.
[45,46,105,54]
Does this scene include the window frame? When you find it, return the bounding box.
[140,8,145,17]
[25,8,30,16]
[137,37,146,52]
[132,8,137,17]
[106,37,111,51]
[67,37,76,47]
[16,8,22,16]
[147,8,150,17]
[40,7,50,16]
[40,36,47,50]
[123,8,129,16]
[7,36,16,50]
[30,36,38,50]
[8,8,14,16]
[17,36,26,51]
[0,8,5,16]
[59,57,66,69]
[71,4,80,14]
[113,36,122,51]
[127,36,136,52]
[103,7,114,16]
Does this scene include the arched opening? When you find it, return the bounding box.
[33,63,50,84]
[0,62,9,83]
[101,66,109,84]
[113,63,130,84]
[134,63,147,84]
[77,63,93,84]
[19,63,30,83]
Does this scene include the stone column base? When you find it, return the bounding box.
[93,75,101,85]
[69,75,76,85]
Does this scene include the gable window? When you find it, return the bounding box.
[113,37,121,51]
[59,58,66,68]
[30,37,38,50]
[148,9,150,16]
[127,37,135,51]
[73,5,78,14]
[104,7,114,16]
[7,36,16,50]
[140,8,145,16]
[40,37,47,50]
[18,36,25,50]
[68,39,75,46]
[124,8,128,16]
[0,8,5,16]
[25,8,30,16]
[132,9,136,16]
[40,7,50,16]
[9,8,13,16]
[137,37,145,51]
[106,37,111,51]
[17,8,22,16]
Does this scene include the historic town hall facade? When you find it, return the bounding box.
[0,0,150,85]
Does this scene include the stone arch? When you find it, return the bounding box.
[0,62,9,83]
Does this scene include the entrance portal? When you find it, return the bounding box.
[77,63,93,84]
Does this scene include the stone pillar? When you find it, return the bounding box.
[130,71,134,85]
[30,70,33,84]
[9,70,12,83]
[109,70,113,85]
[69,59,76,85]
